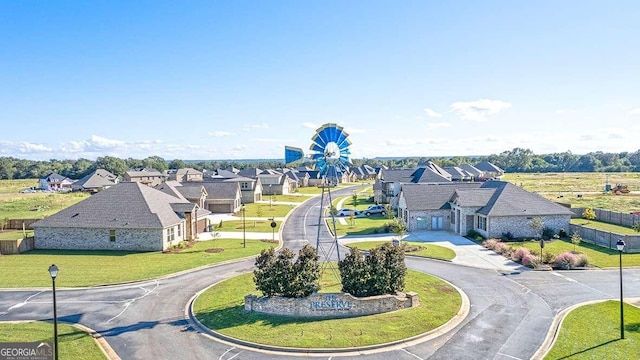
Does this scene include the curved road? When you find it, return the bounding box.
[1,185,639,359]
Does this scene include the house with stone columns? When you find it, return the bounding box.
[397,181,572,238]
[32,182,210,251]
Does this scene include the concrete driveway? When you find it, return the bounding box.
[341,230,527,272]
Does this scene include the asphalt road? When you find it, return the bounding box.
[1,184,640,359]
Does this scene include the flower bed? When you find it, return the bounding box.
[482,239,590,270]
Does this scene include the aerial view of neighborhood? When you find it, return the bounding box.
[1,2,640,360]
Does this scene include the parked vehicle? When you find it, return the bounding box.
[336,208,361,217]
[364,205,386,216]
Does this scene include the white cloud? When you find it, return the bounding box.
[209,131,233,137]
[424,108,442,118]
[425,122,451,130]
[232,144,248,151]
[450,99,512,121]
[302,122,317,129]
[243,123,269,131]
[556,109,577,115]
[344,126,365,134]
[629,108,640,115]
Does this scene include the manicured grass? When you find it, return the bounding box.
[329,215,392,236]
[506,239,640,268]
[216,220,281,232]
[0,239,275,288]
[0,321,106,359]
[193,270,461,348]
[347,240,456,261]
[332,194,375,211]
[0,192,89,219]
[232,203,294,218]
[268,194,310,203]
[295,187,324,195]
[544,301,640,360]
[571,218,638,235]
[0,230,33,240]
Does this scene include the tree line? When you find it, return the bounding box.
[1,147,640,180]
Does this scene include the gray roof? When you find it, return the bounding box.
[176,186,206,200]
[154,181,187,200]
[126,169,163,178]
[42,173,70,182]
[380,169,415,182]
[175,167,202,176]
[459,164,484,177]
[215,169,239,179]
[451,188,496,207]
[362,164,376,175]
[476,181,573,217]
[238,168,263,178]
[32,182,190,229]
[401,183,482,210]
[475,161,504,173]
[72,169,117,190]
[183,181,239,200]
[410,167,452,183]
[222,176,256,183]
[443,166,472,180]
[372,179,383,191]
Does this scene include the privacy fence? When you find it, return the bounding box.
[569,207,640,253]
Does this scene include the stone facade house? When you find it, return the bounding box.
[223,176,263,204]
[32,182,210,251]
[168,168,203,182]
[124,168,164,187]
[475,161,505,180]
[258,173,292,195]
[39,173,74,191]
[71,169,118,193]
[183,181,242,213]
[398,181,572,238]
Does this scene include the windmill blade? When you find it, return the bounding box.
[284,146,304,165]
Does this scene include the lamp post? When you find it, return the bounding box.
[269,184,272,207]
[616,239,625,339]
[48,264,59,360]
[539,238,545,262]
[242,203,246,248]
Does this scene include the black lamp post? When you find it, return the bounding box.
[269,185,272,207]
[616,239,625,339]
[539,238,545,262]
[48,264,59,360]
[242,203,246,248]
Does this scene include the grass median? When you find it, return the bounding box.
[545,300,640,360]
[0,321,106,359]
[0,239,274,288]
[346,240,456,261]
[193,270,461,348]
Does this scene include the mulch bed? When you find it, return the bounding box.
[205,248,224,253]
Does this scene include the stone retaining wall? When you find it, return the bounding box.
[244,292,419,318]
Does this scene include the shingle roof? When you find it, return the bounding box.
[362,164,376,175]
[175,168,202,176]
[444,166,472,180]
[476,181,574,216]
[238,168,263,178]
[32,182,189,229]
[176,186,206,200]
[72,169,117,190]
[183,181,239,200]
[126,169,163,178]
[410,167,452,183]
[475,161,504,173]
[380,169,415,182]
[459,164,484,177]
[215,169,239,179]
[43,173,67,182]
[154,181,187,200]
[451,188,496,207]
[401,183,482,210]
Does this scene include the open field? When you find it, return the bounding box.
[0,179,39,195]
[0,180,90,219]
[0,239,274,288]
[193,270,461,348]
[0,321,106,359]
[544,301,640,360]
[265,194,312,203]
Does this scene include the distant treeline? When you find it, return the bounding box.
[1,147,639,180]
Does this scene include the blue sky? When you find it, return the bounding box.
[1,1,639,161]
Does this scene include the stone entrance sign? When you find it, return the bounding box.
[244,292,419,318]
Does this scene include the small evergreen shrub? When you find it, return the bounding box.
[553,252,578,270]
[542,227,555,240]
[467,229,483,239]
[558,228,568,238]
[512,247,531,262]
[500,231,514,241]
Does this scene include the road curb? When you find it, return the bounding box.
[0,320,121,360]
[185,273,470,357]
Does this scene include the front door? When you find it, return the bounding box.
[431,216,443,230]
[416,217,427,230]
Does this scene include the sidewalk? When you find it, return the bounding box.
[341,231,527,272]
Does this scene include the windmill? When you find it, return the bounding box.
[285,123,352,269]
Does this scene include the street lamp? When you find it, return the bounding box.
[269,184,272,207]
[616,239,625,339]
[242,203,246,248]
[48,264,59,360]
[539,238,545,262]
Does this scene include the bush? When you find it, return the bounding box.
[575,254,589,267]
[339,243,406,297]
[467,229,483,239]
[522,254,538,267]
[482,239,499,250]
[542,251,555,264]
[553,252,578,270]
[494,242,509,254]
[529,256,544,269]
[253,245,320,298]
[542,227,555,240]
[512,248,531,262]
[500,231,514,241]
[558,228,568,238]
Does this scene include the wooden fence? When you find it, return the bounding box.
[570,208,640,227]
[2,219,42,230]
[568,224,640,253]
[0,237,35,255]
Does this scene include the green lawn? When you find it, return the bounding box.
[216,219,281,232]
[0,179,39,194]
[506,239,640,268]
[0,239,274,288]
[571,218,638,235]
[232,203,294,218]
[332,194,375,211]
[0,192,89,219]
[295,187,324,195]
[0,230,33,240]
[329,215,393,236]
[545,301,640,360]
[193,270,461,348]
[346,240,456,261]
[0,321,106,359]
[268,194,311,203]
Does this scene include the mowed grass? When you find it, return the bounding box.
[0,192,89,219]
[217,220,281,232]
[0,239,274,288]
[0,230,33,240]
[506,239,640,268]
[231,203,294,218]
[0,321,106,359]
[267,194,312,203]
[193,270,461,348]
[329,214,392,236]
[570,218,638,235]
[545,301,640,360]
[295,187,324,195]
[346,241,456,261]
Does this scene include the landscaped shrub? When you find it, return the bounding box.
[522,254,538,267]
[253,245,320,298]
[339,243,406,297]
[529,256,544,269]
[494,242,509,254]
[512,247,531,262]
[542,251,555,264]
[482,239,499,250]
[500,231,514,241]
[575,254,589,267]
[542,227,555,240]
[467,229,483,239]
[558,229,568,238]
[553,251,578,270]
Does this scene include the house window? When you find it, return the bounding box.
[109,229,116,242]
[477,216,487,231]
[167,227,175,242]
[177,224,181,238]
[450,211,455,224]
[241,182,249,190]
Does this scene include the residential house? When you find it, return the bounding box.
[124,168,164,187]
[458,164,485,181]
[398,181,572,238]
[223,176,263,204]
[182,181,242,213]
[297,170,323,187]
[71,169,118,193]
[39,173,74,192]
[168,168,203,182]
[237,167,264,179]
[258,173,293,195]
[32,182,211,251]
[443,166,473,182]
[284,169,309,188]
[155,181,207,209]
[475,161,505,179]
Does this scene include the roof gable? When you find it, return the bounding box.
[400,183,482,210]
[477,181,573,216]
